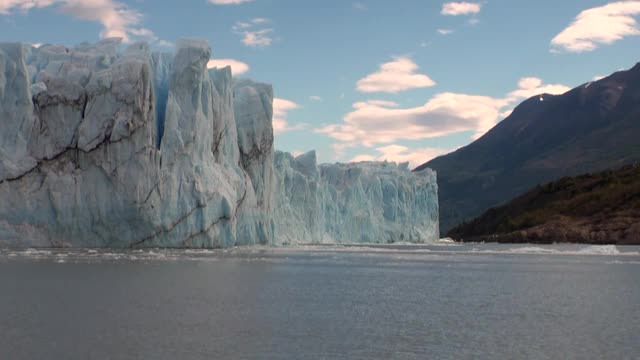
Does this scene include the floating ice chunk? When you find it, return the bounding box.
[576,245,620,255]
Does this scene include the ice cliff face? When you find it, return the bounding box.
[274,151,439,244]
[0,39,275,247]
[0,39,438,248]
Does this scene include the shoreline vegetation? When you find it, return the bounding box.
[448,164,640,245]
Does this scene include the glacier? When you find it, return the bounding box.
[274,151,439,244]
[0,39,438,248]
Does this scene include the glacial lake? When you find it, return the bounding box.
[1,243,639,360]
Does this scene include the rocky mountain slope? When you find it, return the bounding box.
[447,165,640,245]
[415,63,640,233]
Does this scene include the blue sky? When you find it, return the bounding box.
[2,0,639,166]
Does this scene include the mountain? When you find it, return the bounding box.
[415,62,640,234]
[447,165,640,245]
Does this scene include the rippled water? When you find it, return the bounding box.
[1,243,639,359]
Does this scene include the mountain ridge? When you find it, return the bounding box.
[415,62,640,233]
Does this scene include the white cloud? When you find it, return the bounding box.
[273,98,306,134]
[233,18,273,47]
[551,1,640,52]
[0,0,56,14]
[250,17,268,24]
[207,58,249,75]
[208,0,254,4]
[356,56,436,93]
[353,2,366,10]
[441,2,482,16]
[0,0,160,43]
[309,95,323,101]
[507,77,571,101]
[350,154,376,162]
[317,77,570,147]
[241,29,273,47]
[56,0,144,42]
[316,95,507,146]
[331,143,352,158]
[351,144,452,168]
[232,18,267,31]
[437,28,453,35]
[355,99,399,108]
[232,21,252,30]
[517,77,543,90]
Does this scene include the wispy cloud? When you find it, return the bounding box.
[0,0,161,43]
[207,58,249,75]
[551,1,640,52]
[507,77,571,102]
[317,77,570,148]
[0,0,57,14]
[317,95,507,147]
[350,154,377,162]
[331,143,352,158]
[208,0,254,4]
[353,2,366,10]
[356,99,399,108]
[441,2,482,16]
[356,57,436,93]
[233,18,274,47]
[351,145,452,168]
[242,29,273,47]
[273,98,306,134]
[309,95,323,101]
[437,28,453,35]
[250,17,268,24]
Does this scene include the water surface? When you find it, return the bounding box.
[1,244,639,359]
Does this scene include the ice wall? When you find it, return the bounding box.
[0,39,275,247]
[0,39,439,248]
[274,151,440,244]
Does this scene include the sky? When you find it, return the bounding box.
[1,0,640,167]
